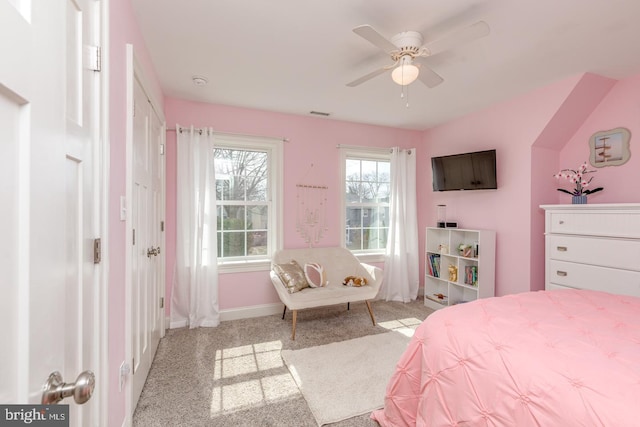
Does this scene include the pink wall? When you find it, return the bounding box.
[418,75,583,296]
[558,73,640,203]
[164,98,421,310]
[105,3,640,420]
[108,1,163,425]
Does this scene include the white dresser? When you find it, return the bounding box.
[541,204,640,297]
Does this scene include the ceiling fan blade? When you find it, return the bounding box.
[353,25,398,54]
[346,67,390,87]
[424,21,490,56]
[415,61,444,88]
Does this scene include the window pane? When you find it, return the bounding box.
[346,207,361,227]
[222,206,245,230]
[222,231,245,257]
[361,160,377,178]
[248,231,268,255]
[377,183,390,203]
[363,229,378,250]
[247,205,267,229]
[346,228,361,250]
[216,179,230,201]
[345,181,361,203]
[226,176,245,201]
[378,227,388,249]
[346,159,360,180]
[378,161,390,182]
[215,149,269,202]
[247,177,267,201]
[378,206,389,227]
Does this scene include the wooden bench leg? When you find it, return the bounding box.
[291,310,297,340]
[365,300,376,326]
[282,305,287,319]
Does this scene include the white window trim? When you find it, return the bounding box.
[339,146,391,261]
[214,134,283,272]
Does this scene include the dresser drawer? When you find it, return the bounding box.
[549,212,640,238]
[547,260,640,297]
[546,235,640,271]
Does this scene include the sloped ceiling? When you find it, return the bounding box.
[132,0,640,130]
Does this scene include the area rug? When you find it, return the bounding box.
[281,331,411,426]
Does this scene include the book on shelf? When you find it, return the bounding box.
[428,253,441,278]
[464,265,478,286]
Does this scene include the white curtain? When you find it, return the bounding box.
[381,147,419,302]
[170,125,220,328]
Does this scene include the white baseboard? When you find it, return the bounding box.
[165,303,282,329]
[169,319,188,329]
[220,303,283,322]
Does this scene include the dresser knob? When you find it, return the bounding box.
[556,271,567,277]
[557,246,567,252]
[558,220,564,224]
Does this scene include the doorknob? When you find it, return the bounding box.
[42,371,95,405]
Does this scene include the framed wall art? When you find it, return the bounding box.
[589,127,631,168]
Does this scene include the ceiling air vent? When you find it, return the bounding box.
[310,111,330,117]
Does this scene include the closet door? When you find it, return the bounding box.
[131,73,164,410]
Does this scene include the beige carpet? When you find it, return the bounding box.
[281,331,412,426]
[132,299,432,427]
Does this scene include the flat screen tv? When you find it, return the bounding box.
[432,149,497,191]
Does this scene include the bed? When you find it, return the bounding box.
[371,289,640,426]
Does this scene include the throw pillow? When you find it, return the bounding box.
[273,260,309,293]
[304,263,327,287]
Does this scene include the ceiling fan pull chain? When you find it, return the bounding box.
[406,85,410,108]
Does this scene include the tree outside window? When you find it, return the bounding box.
[215,148,269,258]
[344,157,390,252]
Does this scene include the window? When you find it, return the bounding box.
[341,149,390,255]
[214,135,282,270]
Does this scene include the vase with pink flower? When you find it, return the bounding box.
[554,162,603,204]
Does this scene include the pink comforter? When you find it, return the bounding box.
[372,289,640,426]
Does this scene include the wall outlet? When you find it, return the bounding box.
[120,196,127,221]
[119,361,131,392]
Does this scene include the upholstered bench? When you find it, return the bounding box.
[269,247,383,339]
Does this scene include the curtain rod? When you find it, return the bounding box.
[336,144,412,155]
[167,127,289,143]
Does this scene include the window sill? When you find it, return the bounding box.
[353,252,386,264]
[218,259,271,274]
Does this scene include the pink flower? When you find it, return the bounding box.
[553,162,603,197]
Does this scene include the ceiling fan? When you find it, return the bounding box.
[347,21,490,88]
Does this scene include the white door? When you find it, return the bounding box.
[0,0,102,425]
[131,74,164,409]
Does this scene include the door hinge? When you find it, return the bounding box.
[132,359,135,374]
[132,229,136,245]
[83,45,101,72]
[160,297,164,309]
[160,144,165,155]
[93,238,102,264]
[160,221,164,232]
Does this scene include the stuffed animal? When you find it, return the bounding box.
[342,275,368,287]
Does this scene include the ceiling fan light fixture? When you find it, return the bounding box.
[391,63,419,86]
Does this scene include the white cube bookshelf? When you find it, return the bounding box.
[424,227,496,310]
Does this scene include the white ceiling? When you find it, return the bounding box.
[131,0,640,130]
